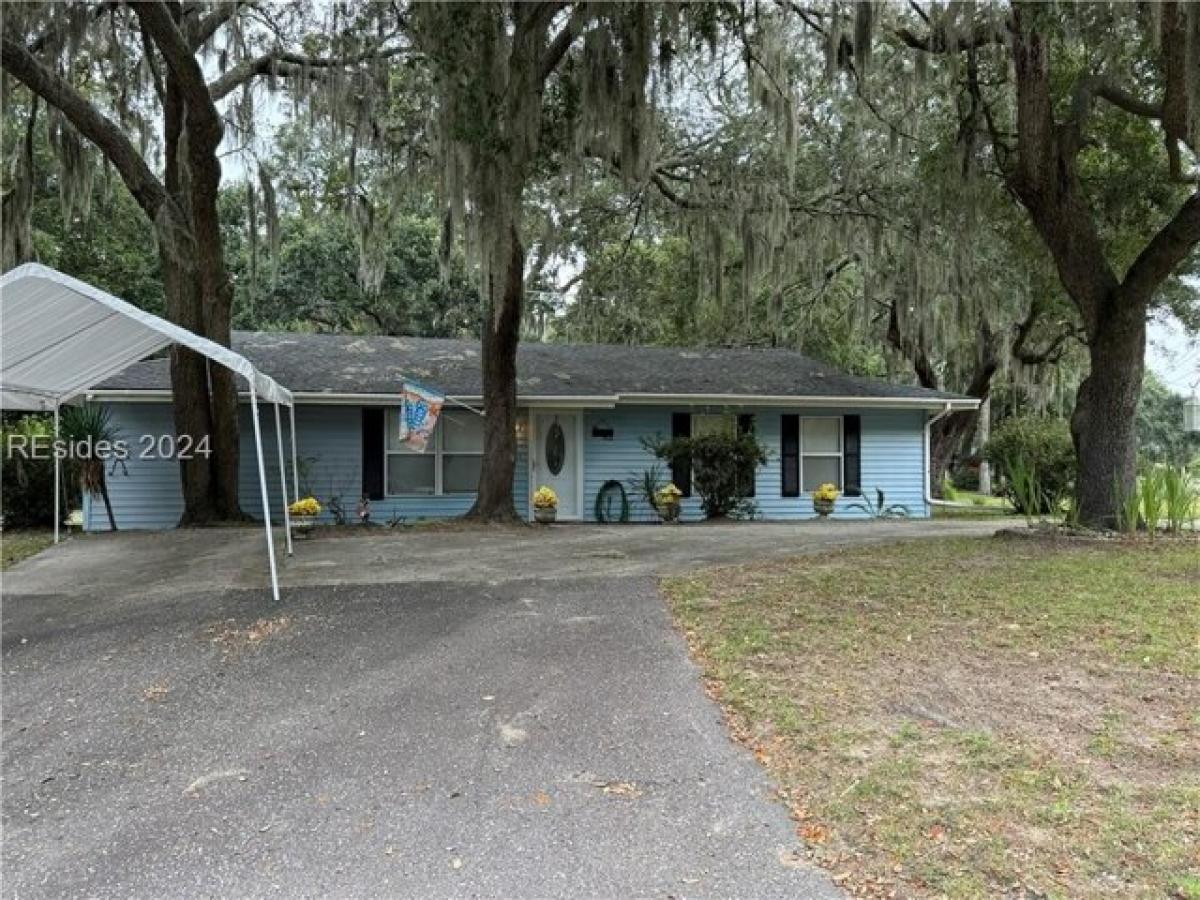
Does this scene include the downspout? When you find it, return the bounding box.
[924,402,969,512]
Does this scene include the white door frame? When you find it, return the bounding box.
[527,409,586,521]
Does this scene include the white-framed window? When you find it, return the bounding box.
[800,416,843,492]
[385,409,484,496]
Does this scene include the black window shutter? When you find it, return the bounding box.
[843,415,862,496]
[670,412,692,497]
[737,414,756,497]
[781,414,799,498]
[362,408,385,500]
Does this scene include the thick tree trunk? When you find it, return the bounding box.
[1071,304,1145,528]
[930,410,980,497]
[190,130,242,521]
[468,225,524,522]
[160,250,219,524]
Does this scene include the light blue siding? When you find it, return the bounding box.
[86,402,528,530]
[581,406,929,522]
[87,401,929,531]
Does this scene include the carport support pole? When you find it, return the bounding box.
[53,401,60,544]
[289,403,298,500]
[248,384,281,603]
[274,402,293,557]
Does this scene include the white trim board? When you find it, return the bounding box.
[85,389,977,411]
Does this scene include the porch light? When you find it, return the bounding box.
[515,417,529,440]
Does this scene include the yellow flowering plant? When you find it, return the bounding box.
[533,486,558,509]
[812,483,840,503]
[656,483,684,504]
[289,496,322,517]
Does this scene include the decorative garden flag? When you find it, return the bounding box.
[398,382,444,452]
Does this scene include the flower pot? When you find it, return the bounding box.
[813,498,835,517]
[291,515,317,536]
[656,501,681,523]
[534,506,557,524]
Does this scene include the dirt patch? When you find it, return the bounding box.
[204,615,292,655]
[882,653,1198,787]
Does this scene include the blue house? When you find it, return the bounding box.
[84,332,977,529]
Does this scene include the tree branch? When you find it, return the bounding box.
[1122,190,1200,305]
[135,2,222,147]
[208,44,409,100]
[539,5,589,83]
[894,20,1008,54]
[0,29,167,219]
[886,298,940,390]
[1011,302,1082,365]
[185,0,245,51]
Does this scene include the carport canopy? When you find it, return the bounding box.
[1,263,296,601]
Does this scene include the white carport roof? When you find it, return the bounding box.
[1,263,297,603]
[0,263,291,410]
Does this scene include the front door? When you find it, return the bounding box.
[531,411,580,519]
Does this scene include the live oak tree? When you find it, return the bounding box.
[863,1,1198,525]
[411,2,690,521]
[2,1,401,524]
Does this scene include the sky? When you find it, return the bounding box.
[1147,313,1200,397]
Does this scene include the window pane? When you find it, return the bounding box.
[442,411,484,453]
[443,455,482,493]
[387,454,435,494]
[802,418,841,453]
[386,407,426,453]
[802,456,842,492]
[693,414,734,438]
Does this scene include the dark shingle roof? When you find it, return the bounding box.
[97,331,970,403]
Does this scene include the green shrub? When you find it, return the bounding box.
[652,429,768,518]
[1,415,57,528]
[984,416,1075,516]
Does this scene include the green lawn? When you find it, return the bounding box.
[663,537,1200,899]
[1,530,55,570]
[933,491,1017,519]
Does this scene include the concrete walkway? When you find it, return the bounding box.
[4,518,1001,599]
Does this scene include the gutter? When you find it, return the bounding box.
[85,388,978,412]
[924,401,976,511]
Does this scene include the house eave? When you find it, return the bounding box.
[85,388,978,411]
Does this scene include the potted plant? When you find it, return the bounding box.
[655,483,684,523]
[812,483,839,517]
[533,486,558,524]
[289,496,322,535]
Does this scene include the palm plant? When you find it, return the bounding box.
[59,403,120,531]
[845,487,910,519]
[627,463,667,519]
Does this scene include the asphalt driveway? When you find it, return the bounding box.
[3,574,846,898]
[3,521,998,898]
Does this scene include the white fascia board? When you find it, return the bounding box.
[85,388,977,411]
[85,389,621,409]
[614,393,981,410]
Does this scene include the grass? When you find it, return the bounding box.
[663,537,1200,899]
[1,529,55,570]
[933,491,1016,519]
